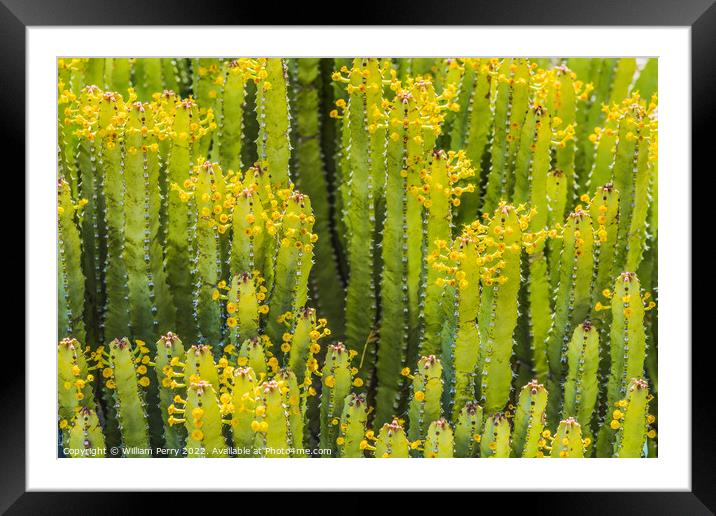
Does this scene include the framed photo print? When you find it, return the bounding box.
[7,0,710,511]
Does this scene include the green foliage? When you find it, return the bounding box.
[57,57,657,458]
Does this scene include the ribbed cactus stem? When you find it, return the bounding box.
[255,58,291,186]
[256,379,292,457]
[478,203,523,413]
[319,343,353,453]
[407,355,443,442]
[57,338,95,435]
[613,378,650,458]
[374,418,410,458]
[424,418,454,458]
[107,338,150,456]
[338,393,369,458]
[512,379,548,458]
[98,92,131,340]
[454,401,483,458]
[239,337,268,377]
[182,377,228,457]
[551,417,585,458]
[562,322,599,439]
[57,180,87,343]
[228,366,259,455]
[590,184,620,309]
[546,206,594,425]
[480,412,511,458]
[67,407,106,457]
[154,332,186,450]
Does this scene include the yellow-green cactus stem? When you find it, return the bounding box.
[454,401,483,458]
[512,379,548,458]
[255,379,292,457]
[277,368,305,454]
[548,66,578,205]
[166,97,202,343]
[287,307,329,387]
[265,191,315,349]
[73,86,105,347]
[105,58,131,93]
[456,59,496,221]
[181,377,229,457]
[590,184,620,309]
[57,338,95,436]
[562,322,599,439]
[419,150,474,355]
[224,272,261,349]
[343,59,378,375]
[624,106,656,272]
[588,103,621,191]
[319,343,353,452]
[375,85,412,427]
[227,177,268,278]
[98,92,131,340]
[211,60,248,173]
[480,412,511,458]
[546,169,568,293]
[132,58,163,102]
[107,338,150,456]
[242,336,271,378]
[291,58,346,338]
[57,179,87,343]
[524,104,554,383]
[228,366,259,455]
[608,58,638,105]
[597,271,648,457]
[255,58,291,186]
[613,378,651,458]
[67,407,106,458]
[550,417,585,458]
[123,101,154,342]
[634,59,658,100]
[192,160,224,344]
[546,207,594,425]
[478,203,523,414]
[374,418,410,458]
[184,344,221,392]
[337,393,368,458]
[424,418,454,458]
[407,355,444,442]
[154,332,186,450]
[483,59,530,212]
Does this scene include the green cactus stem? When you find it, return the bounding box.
[454,401,483,458]
[480,412,511,458]
[57,338,95,436]
[227,366,259,456]
[562,322,600,439]
[551,417,585,458]
[478,203,524,414]
[181,377,229,457]
[597,271,648,457]
[424,418,454,458]
[57,179,87,343]
[98,92,131,340]
[613,378,651,458]
[291,58,346,338]
[107,338,150,456]
[546,206,594,425]
[374,418,410,458]
[319,343,353,453]
[255,379,292,457]
[67,407,106,457]
[255,58,291,186]
[154,332,186,450]
[239,337,268,378]
[512,379,548,458]
[337,393,369,458]
[590,184,620,309]
[123,101,155,343]
[407,355,444,442]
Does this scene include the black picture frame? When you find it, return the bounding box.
[7,0,708,512]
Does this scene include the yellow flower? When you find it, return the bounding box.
[191,429,204,441]
[227,317,237,328]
